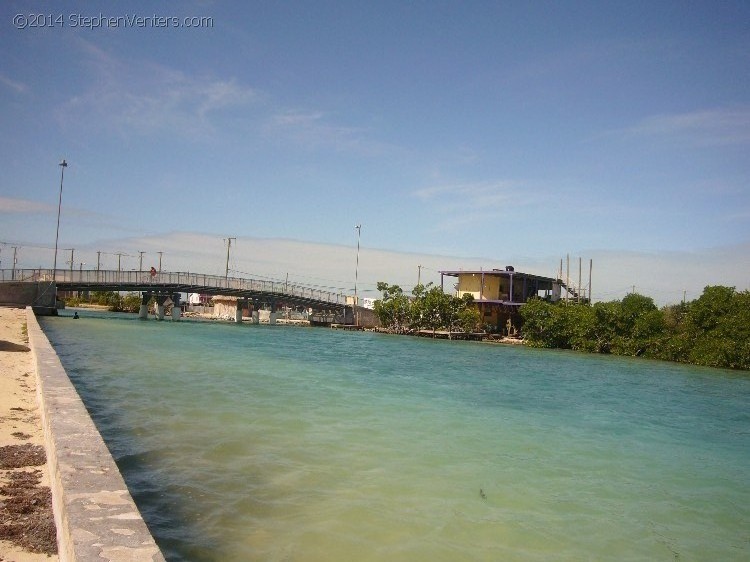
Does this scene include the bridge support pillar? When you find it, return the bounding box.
[171,294,181,321]
[155,295,167,321]
[235,299,243,323]
[269,301,278,325]
[139,292,152,320]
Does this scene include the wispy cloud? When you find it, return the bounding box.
[59,39,258,138]
[30,231,749,305]
[412,180,539,231]
[624,107,750,146]
[0,197,54,214]
[0,73,28,94]
[413,180,522,210]
[265,109,390,156]
[725,208,750,221]
[0,196,128,237]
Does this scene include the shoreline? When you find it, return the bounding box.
[0,306,58,561]
[1,306,166,561]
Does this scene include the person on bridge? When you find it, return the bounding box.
[150,266,157,278]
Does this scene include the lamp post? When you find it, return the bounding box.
[354,224,361,326]
[52,160,67,279]
[224,237,236,283]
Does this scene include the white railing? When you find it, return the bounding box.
[0,269,346,306]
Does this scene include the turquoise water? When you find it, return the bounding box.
[41,310,750,561]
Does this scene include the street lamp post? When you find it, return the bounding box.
[52,160,67,279]
[224,237,236,284]
[354,224,361,326]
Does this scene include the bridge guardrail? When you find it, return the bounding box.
[0,269,347,306]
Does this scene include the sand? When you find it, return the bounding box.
[0,307,58,561]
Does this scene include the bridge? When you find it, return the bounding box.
[0,268,349,323]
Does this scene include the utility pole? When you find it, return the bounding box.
[566,254,570,304]
[157,252,163,272]
[417,264,422,287]
[354,224,361,325]
[588,259,593,303]
[578,257,582,304]
[138,251,145,272]
[224,237,236,282]
[69,248,74,273]
[115,253,126,273]
[11,246,18,280]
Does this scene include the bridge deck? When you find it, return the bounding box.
[1,269,347,309]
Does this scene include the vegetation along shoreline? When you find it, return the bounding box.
[373,282,749,371]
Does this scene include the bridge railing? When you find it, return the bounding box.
[0,269,347,306]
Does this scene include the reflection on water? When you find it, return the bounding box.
[42,310,750,561]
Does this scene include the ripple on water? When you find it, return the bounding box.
[40,313,750,562]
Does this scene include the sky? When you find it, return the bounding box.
[1,0,749,304]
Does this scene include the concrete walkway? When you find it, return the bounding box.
[26,307,165,562]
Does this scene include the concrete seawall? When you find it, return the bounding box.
[26,307,165,562]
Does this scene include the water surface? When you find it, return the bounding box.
[41,310,750,561]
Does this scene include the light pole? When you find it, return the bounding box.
[53,160,67,279]
[224,237,236,283]
[354,224,361,325]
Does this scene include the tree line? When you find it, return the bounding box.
[520,286,750,370]
[64,291,142,312]
[373,282,480,335]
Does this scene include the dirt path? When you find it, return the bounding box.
[0,307,58,561]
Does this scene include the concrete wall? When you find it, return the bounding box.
[457,274,482,300]
[0,281,57,313]
[26,307,165,562]
[355,305,380,328]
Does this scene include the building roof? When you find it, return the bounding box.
[439,268,559,284]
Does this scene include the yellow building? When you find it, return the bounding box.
[439,266,562,334]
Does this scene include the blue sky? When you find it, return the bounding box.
[1,1,749,303]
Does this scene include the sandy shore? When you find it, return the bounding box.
[0,307,58,561]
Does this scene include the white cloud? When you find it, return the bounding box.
[59,38,257,138]
[0,73,28,94]
[265,109,391,156]
[412,180,546,232]
[578,244,750,305]
[414,181,519,208]
[0,197,55,214]
[625,107,750,146]
[9,229,749,306]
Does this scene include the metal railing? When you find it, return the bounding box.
[0,269,347,306]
